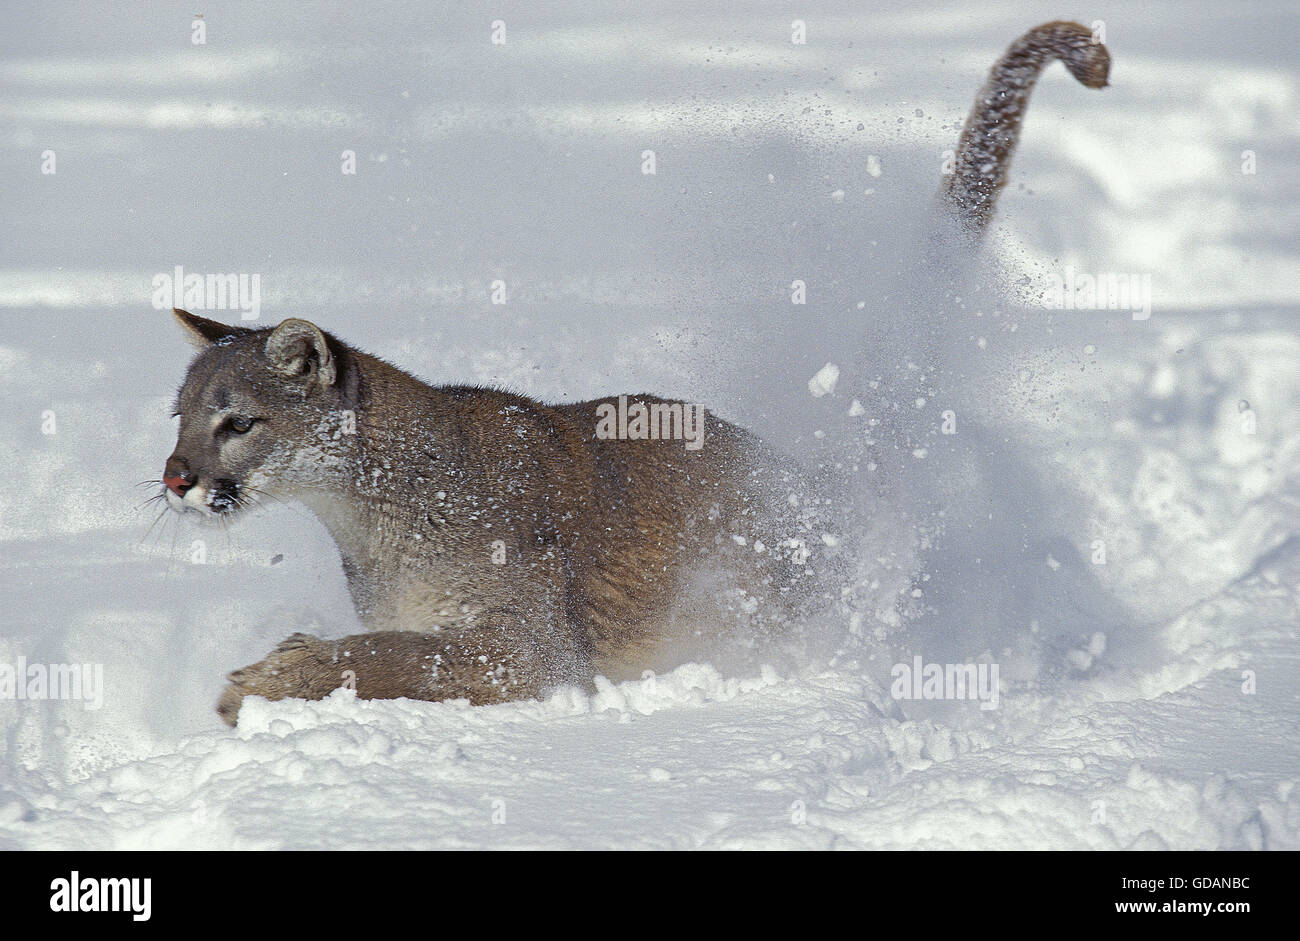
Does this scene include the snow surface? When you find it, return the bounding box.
[1,0,1298,849]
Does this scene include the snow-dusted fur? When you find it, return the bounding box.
[165,311,833,724]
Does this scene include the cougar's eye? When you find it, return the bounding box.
[227,415,256,434]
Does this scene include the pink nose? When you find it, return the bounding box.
[164,473,193,496]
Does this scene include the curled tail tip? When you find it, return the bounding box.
[1028,19,1112,89]
[1069,41,1111,90]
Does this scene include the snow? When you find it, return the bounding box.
[808,362,840,397]
[1,0,1297,849]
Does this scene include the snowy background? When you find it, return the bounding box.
[1,0,1297,849]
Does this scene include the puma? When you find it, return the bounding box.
[158,21,1109,725]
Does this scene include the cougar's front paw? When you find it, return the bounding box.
[216,632,332,726]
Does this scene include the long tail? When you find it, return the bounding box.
[942,21,1110,235]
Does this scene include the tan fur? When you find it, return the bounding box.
[163,20,1111,725]
[165,312,827,724]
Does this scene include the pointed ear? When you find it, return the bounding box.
[264,318,337,387]
[173,308,254,349]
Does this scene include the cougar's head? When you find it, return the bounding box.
[163,309,359,519]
